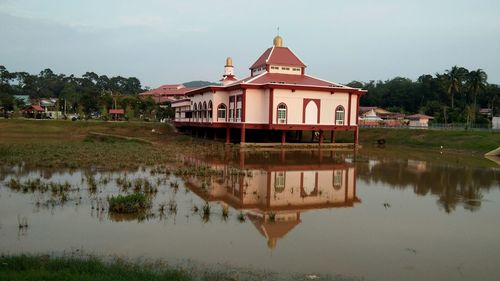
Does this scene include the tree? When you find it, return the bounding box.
[440,66,469,109]
[466,69,488,121]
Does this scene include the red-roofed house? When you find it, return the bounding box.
[172,35,367,144]
[406,114,434,128]
[139,84,194,104]
[23,105,45,118]
[109,108,125,120]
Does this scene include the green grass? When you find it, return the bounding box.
[297,128,498,154]
[0,119,212,170]
[356,128,500,154]
[0,255,190,281]
[108,193,150,213]
[0,120,497,171]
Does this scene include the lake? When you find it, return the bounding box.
[1,147,499,281]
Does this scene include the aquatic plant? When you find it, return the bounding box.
[17,215,28,229]
[108,193,150,213]
[237,212,246,223]
[86,176,98,193]
[221,206,229,221]
[201,202,211,222]
[167,200,178,214]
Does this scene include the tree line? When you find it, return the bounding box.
[1,65,499,124]
[348,66,499,125]
[0,66,169,120]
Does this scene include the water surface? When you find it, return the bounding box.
[0,148,499,281]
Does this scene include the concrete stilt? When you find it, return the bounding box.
[225,128,231,144]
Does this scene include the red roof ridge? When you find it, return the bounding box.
[250,47,273,69]
[284,47,306,67]
[304,74,351,88]
[265,46,275,64]
[244,72,268,84]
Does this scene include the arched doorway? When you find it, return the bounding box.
[304,100,319,124]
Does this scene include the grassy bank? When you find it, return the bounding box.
[0,120,498,170]
[335,128,499,154]
[0,119,213,169]
[0,254,346,281]
[0,255,190,281]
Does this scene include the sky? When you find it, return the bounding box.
[1,0,499,88]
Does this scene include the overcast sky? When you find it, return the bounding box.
[1,0,499,88]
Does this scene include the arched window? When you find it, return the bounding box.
[333,170,343,190]
[335,106,345,125]
[277,103,287,124]
[208,101,213,119]
[274,171,285,193]
[203,101,207,119]
[193,103,198,120]
[217,103,227,120]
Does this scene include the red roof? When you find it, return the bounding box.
[109,109,125,114]
[246,73,343,87]
[139,84,193,99]
[250,47,306,69]
[406,114,434,120]
[25,105,44,112]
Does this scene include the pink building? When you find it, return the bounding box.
[172,36,367,144]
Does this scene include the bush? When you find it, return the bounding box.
[108,193,150,213]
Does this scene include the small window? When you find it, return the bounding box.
[277,103,287,124]
[335,106,345,125]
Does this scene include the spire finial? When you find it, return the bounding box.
[273,27,283,47]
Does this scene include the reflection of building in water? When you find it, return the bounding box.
[407,160,428,173]
[185,151,360,248]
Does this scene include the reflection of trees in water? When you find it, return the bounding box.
[357,161,500,213]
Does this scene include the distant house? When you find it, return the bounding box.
[24,105,45,118]
[171,98,191,122]
[109,109,125,120]
[406,114,434,128]
[359,107,405,127]
[139,84,195,104]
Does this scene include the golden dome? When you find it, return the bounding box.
[225,56,233,67]
[273,35,283,47]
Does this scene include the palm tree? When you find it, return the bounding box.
[442,66,468,109]
[466,69,488,120]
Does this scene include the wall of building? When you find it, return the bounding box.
[272,89,357,126]
[245,89,270,124]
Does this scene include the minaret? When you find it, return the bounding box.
[221,57,237,86]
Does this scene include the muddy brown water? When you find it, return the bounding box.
[0,148,499,281]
